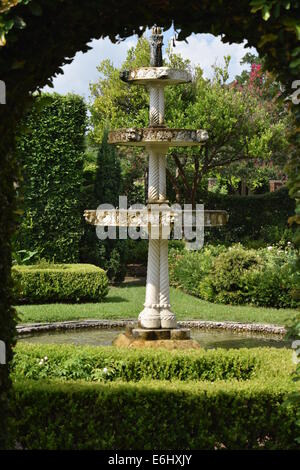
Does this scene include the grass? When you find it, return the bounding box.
[16,284,296,326]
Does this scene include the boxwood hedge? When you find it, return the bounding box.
[10,345,298,449]
[12,264,109,304]
[11,376,297,450]
[13,343,274,382]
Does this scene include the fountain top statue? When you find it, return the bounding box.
[150,26,163,67]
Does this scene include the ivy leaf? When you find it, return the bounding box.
[262,6,271,21]
[290,57,300,69]
[258,33,277,47]
[291,47,300,57]
[11,59,26,69]
[14,16,26,30]
[29,2,43,16]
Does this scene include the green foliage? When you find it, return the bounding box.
[124,239,148,264]
[10,345,297,449]
[15,93,87,263]
[12,343,274,383]
[202,187,295,244]
[284,311,300,444]
[80,132,126,283]
[12,264,109,304]
[12,248,39,265]
[94,129,122,206]
[169,245,226,296]
[11,378,298,450]
[0,114,18,449]
[170,244,299,308]
[198,245,262,304]
[90,39,291,206]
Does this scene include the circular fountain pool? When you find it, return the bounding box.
[18,327,290,349]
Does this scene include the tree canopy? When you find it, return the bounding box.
[89,38,291,205]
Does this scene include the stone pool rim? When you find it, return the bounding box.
[17,319,286,336]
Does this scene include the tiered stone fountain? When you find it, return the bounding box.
[84,27,228,348]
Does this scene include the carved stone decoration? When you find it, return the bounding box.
[83,209,228,228]
[108,127,209,147]
[119,67,192,85]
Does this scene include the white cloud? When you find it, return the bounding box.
[43,32,257,99]
[43,36,138,99]
[173,33,257,81]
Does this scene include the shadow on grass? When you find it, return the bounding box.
[104,296,129,303]
[116,277,146,288]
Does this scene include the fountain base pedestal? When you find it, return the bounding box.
[112,327,200,350]
[132,327,190,340]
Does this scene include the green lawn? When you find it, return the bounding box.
[16,285,296,325]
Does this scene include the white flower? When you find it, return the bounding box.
[39,359,44,366]
[103,367,108,374]
[44,356,48,361]
[267,246,273,251]
[287,241,292,246]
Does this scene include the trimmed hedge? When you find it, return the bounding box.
[15,93,87,263]
[11,345,297,449]
[12,264,109,304]
[12,376,297,450]
[12,343,281,383]
[201,187,295,244]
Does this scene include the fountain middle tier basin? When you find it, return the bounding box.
[83,208,228,227]
[108,127,209,147]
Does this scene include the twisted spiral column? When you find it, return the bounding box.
[148,148,159,203]
[159,153,167,202]
[159,238,176,328]
[140,80,176,329]
[149,86,164,126]
[159,87,164,125]
[149,87,160,126]
[138,239,161,328]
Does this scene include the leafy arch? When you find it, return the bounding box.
[0,0,299,448]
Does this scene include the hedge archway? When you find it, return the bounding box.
[0,0,299,448]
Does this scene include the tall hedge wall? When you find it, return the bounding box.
[202,187,295,242]
[12,378,297,450]
[11,345,297,450]
[15,93,87,262]
[0,116,18,450]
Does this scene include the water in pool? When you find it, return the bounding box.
[18,328,290,349]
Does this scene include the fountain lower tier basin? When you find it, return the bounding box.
[108,127,209,147]
[18,327,290,350]
[83,209,228,227]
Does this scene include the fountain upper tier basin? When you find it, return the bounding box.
[120,67,192,86]
[108,127,209,147]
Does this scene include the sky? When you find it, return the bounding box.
[43,27,257,101]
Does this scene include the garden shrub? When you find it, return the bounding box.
[12,264,109,304]
[79,132,127,283]
[202,187,295,245]
[10,345,297,449]
[15,93,87,263]
[12,343,283,383]
[198,245,262,304]
[170,244,298,308]
[11,374,297,450]
[169,245,226,296]
[200,245,298,308]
